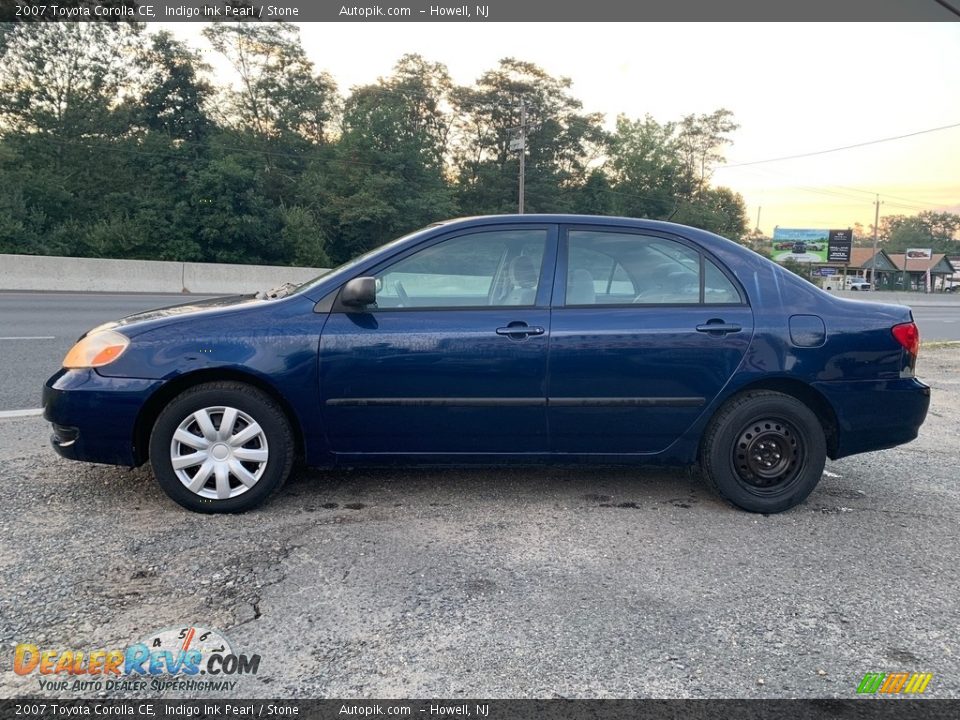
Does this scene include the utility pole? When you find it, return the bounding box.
[871,195,882,290]
[755,206,762,233]
[518,101,526,214]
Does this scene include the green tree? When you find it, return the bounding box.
[0,23,143,257]
[0,23,137,136]
[451,58,607,215]
[882,211,960,253]
[203,21,340,249]
[202,22,338,144]
[0,26,761,266]
[607,114,689,219]
[186,153,283,264]
[676,108,739,196]
[603,109,746,238]
[280,205,330,267]
[671,186,749,241]
[131,31,212,144]
[322,54,457,262]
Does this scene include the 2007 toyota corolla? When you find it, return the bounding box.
[43,215,930,514]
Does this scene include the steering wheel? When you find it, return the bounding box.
[394,281,409,307]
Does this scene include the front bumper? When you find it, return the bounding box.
[43,369,163,466]
[814,376,931,459]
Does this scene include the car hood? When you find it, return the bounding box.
[85,294,266,338]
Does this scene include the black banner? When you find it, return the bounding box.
[3,700,960,720]
[828,228,853,264]
[2,0,959,22]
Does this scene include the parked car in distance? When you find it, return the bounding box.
[44,215,930,515]
[847,278,872,291]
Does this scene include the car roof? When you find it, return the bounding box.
[431,214,756,257]
[434,214,740,243]
[437,213,701,231]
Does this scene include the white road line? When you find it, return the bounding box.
[0,336,56,340]
[0,408,44,419]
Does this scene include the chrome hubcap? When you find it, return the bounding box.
[170,406,269,500]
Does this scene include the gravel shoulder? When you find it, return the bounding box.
[1,349,958,699]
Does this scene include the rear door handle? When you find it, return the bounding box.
[496,323,545,338]
[696,321,742,335]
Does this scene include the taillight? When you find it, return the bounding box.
[892,322,920,357]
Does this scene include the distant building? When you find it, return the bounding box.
[946,256,960,290]
[815,248,898,290]
[887,253,955,292]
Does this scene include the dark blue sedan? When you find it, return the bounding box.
[43,215,930,514]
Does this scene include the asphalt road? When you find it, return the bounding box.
[1,348,958,699]
[0,292,216,412]
[0,291,957,412]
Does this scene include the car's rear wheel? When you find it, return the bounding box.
[149,381,295,513]
[701,390,826,513]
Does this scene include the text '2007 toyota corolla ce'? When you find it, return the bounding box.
[44,215,930,514]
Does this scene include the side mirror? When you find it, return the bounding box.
[341,276,377,307]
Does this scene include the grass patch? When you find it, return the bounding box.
[922,340,960,350]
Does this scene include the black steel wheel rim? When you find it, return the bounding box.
[732,417,805,494]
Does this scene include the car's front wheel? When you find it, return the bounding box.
[701,390,826,513]
[149,381,295,513]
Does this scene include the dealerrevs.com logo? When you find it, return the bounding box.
[14,626,261,693]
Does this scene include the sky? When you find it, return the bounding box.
[162,22,960,234]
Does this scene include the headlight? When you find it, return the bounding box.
[63,330,130,369]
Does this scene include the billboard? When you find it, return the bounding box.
[772,228,853,264]
[771,228,829,263]
[905,248,933,261]
[827,229,852,263]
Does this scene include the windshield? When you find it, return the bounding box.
[291,224,444,297]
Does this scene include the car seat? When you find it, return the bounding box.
[567,268,596,305]
[501,255,538,305]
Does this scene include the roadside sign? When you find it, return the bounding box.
[828,229,852,263]
[771,228,829,263]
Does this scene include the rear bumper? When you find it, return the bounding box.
[43,369,162,466]
[814,376,931,459]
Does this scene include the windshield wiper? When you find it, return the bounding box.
[256,282,300,300]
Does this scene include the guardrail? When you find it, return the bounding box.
[0,254,328,295]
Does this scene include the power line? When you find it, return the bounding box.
[720,121,960,169]
[746,167,945,208]
[717,163,945,210]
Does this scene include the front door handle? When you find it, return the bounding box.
[696,320,742,335]
[496,322,545,339]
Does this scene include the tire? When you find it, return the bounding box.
[700,390,826,513]
[149,381,295,513]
